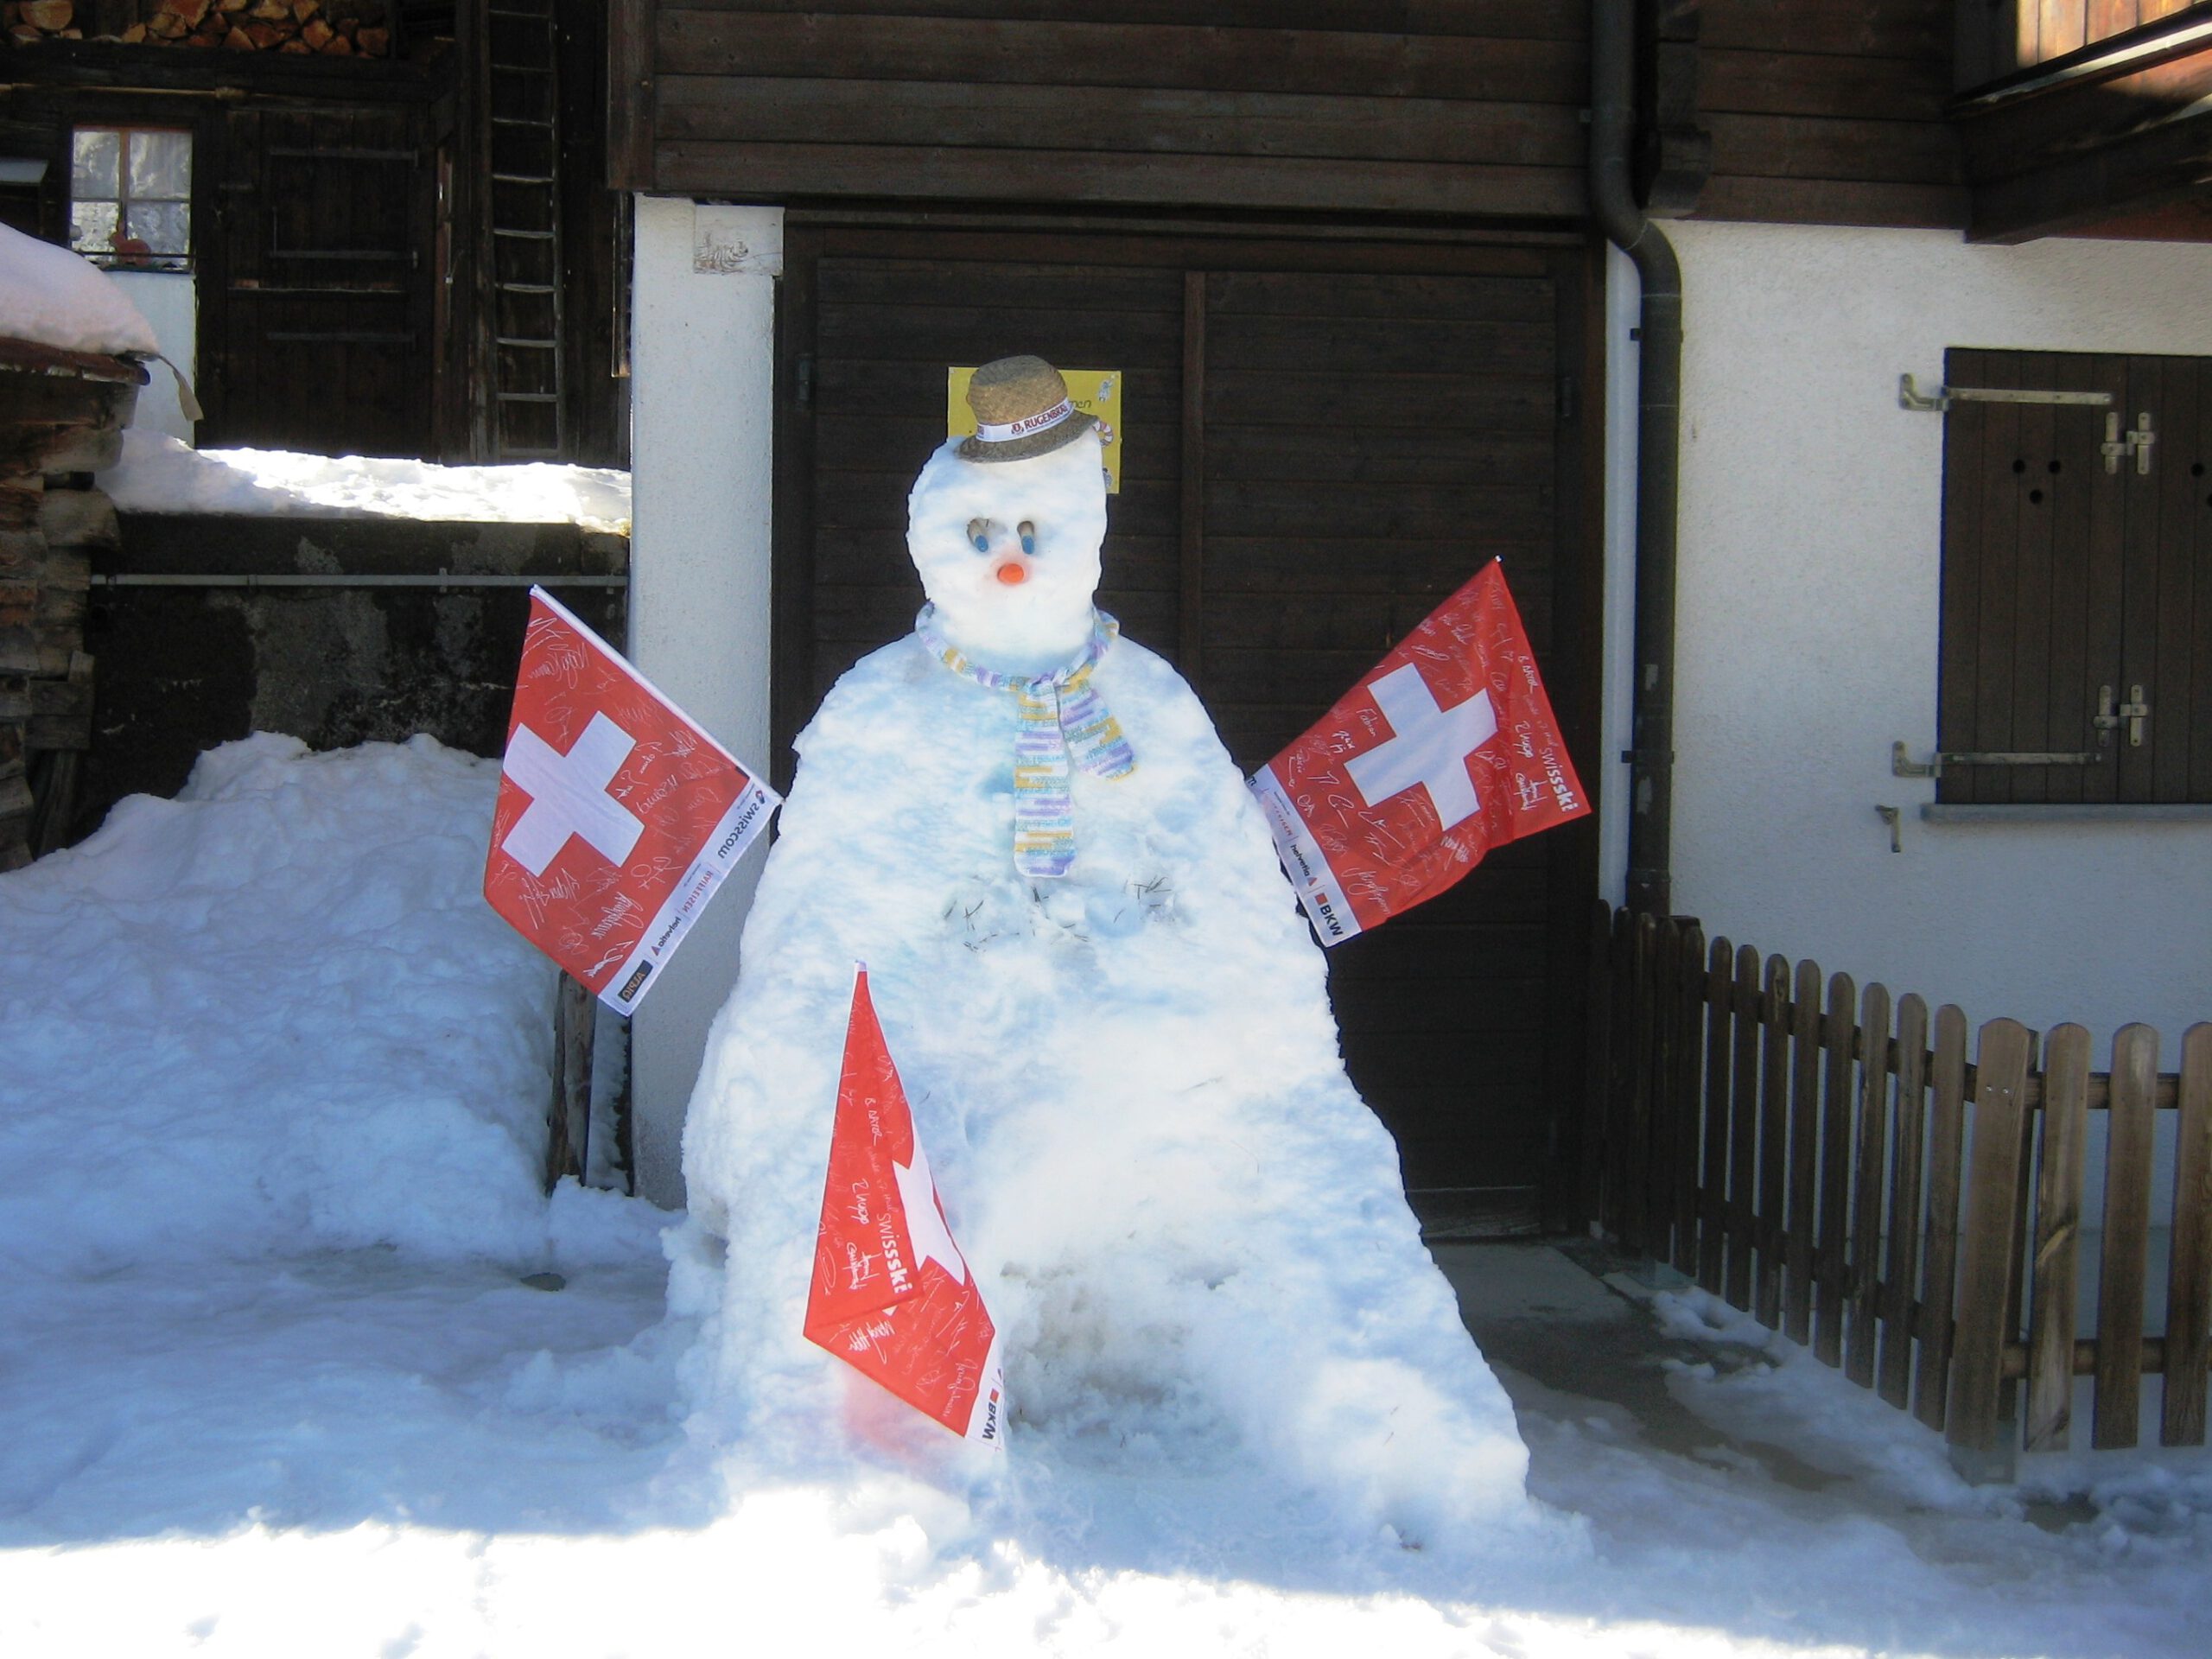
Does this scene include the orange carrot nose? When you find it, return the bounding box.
[995,560,1029,586]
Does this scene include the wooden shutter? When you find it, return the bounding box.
[1937,347,2212,804]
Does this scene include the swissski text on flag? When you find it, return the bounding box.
[1249,559,1589,944]
[806,967,1004,1445]
[483,587,779,1015]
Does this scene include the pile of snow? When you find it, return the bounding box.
[0,222,159,357]
[0,733,636,1269]
[102,429,632,534]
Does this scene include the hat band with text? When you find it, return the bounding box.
[974,397,1076,443]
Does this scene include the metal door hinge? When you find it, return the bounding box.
[2094,683,2149,746]
[2101,410,2155,474]
[1891,741,2101,779]
[1898,373,2112,413]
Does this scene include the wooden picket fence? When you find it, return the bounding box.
[1583,903,2212,1463]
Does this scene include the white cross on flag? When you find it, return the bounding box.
[805,966,1003,1445]
[1249,560,1589,944]
[483,588,779,1014]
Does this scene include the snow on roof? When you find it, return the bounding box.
[0,221,160,358]
[102,429,632,535]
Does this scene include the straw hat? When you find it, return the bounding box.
[957,354,1098,462]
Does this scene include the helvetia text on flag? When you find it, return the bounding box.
[482,586,779,1014]
[1249,559,1589,944]
[805,966,1004,1445]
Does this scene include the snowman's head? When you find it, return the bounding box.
[906,427,1108,675]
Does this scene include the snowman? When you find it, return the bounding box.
[673,357,1541,1554]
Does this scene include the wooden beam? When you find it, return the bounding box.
[653,141,1586,219]
[1969,105,2212,241]
[608,0,656,190]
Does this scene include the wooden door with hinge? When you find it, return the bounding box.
[772,226,1604,1234]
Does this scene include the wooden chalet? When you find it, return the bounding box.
[603,1,2212,1233]
[1,0,626,462]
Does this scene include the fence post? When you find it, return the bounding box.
[1698,935,1732,1295]
[1645,916,1681,1265]
[1672,924,1707,1277]
[1846,982,1893,1389]
[2163,1024,2212,1446]
[1725,944,1761,1311]
[1783,957,1821,1344]
[1878,994,1929,1410]
[1947,1018,2033,1481]
[2024,1024,2090,1452]
[2094,1025,2158,1449]
[1745,955,1784,1327]
[1916,1005,1971,1433]
[1814,971,1857,1367]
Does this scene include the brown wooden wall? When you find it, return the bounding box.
[612,1,1975,232]
[1698,0,1966,228]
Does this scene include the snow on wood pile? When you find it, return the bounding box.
[0,224,159,359]
[104,429,632,533]
[4,0,395,55]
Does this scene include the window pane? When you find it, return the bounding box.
[68,200,118,255]
[71,129,121,201]
[126,201,191,257]
[126,130,192,201]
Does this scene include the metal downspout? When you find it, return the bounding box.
[1591,0,1682,918]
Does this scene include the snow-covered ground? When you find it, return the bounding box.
[1,737,2207,1656]
[101,429,632,534]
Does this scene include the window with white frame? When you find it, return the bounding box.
[69,125,192,270]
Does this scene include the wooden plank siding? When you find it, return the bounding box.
[610,1,1976,232]
[1697,0,1967,227]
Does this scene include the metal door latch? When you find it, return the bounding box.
[1898,373,2112,413]
[2101,411,2155,474]
[2094,683,2150,747]
[1891,741,2102,778]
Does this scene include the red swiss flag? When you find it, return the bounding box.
[483,588,778,1014]
[1249,560,1589,944]
[806,967,1004,1445]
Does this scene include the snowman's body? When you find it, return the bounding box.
[677,429,1535,1550]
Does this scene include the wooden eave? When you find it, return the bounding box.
[0,37,450,105]
[1951,9,2212,243]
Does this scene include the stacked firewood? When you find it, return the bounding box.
[4,0,392,55]
[0,337,142,868]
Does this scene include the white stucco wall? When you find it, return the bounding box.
[109,270,194,443]
[1654,221,2212,1058]
[626,198,782,1207]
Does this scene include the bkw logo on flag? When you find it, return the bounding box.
[806,967,1003,1445]
[483,588,779,1014]
[1249,559,1589,944]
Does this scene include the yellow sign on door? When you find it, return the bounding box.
[947,366,1122,494]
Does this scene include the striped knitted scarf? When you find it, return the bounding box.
[917,605,1137,879]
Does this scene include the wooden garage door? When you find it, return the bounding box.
[772,227,1601,1232]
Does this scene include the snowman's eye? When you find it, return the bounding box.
[967,518,991,552]
[1018,520,1036,556]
